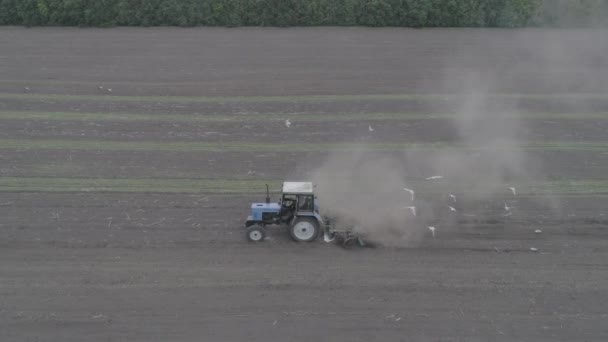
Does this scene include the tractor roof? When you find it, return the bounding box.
[282,182,314,194]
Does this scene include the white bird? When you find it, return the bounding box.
[448,206,457,212]
[284,119,291,128]
[368,124,374,132]
[530,247,538,252]
[504,202,512,211]
[448,194,456,203]
[428,226,436,238]
[23,86,30,92]
[107,88,112,93]
[403,188,415,202]
[404,206,416,216]
[98,86,104,90]
[534,229,542,234]
[508,187,516,196]
[426,176,443,180]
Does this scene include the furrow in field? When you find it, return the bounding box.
[1,138,607,152]
[1,150,607,181]
[1,110,607,122]
[3,92,608,104]
[2,117,608,143]
[2,95,608,115]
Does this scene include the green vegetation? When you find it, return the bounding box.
[2,177,608,196]
[0,177,280,193]
[1,138,607,153]
[2,110,607,124]
[2,92,608,105]
[0,92,462,103]
[1,0,607,27]
[0,0,538,27]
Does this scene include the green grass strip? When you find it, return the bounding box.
[2,92,608,104]
[0,110,607,123]
[0,177,279,193]
[1,177,608,195]
[1,138,607,152]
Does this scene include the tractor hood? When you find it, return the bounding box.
[251,203,281,211]
[250,202,281,221]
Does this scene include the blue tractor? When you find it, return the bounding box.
[245,182,324,242]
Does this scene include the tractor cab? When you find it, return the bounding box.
[279,182,316,221]
[245,182,322,242]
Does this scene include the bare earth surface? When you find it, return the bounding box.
[1,27,608,341]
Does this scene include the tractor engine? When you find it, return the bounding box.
[250,203,281,225]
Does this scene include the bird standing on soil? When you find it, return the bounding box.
[404,206,416,216]
[403,188,415,202]
[284,119,291,128]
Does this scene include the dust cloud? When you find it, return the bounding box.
[310,30,608,246]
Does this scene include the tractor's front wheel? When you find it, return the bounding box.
[289,217,319,242]
[246,225,266,242]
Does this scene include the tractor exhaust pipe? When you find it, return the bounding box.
[265,184,270,204]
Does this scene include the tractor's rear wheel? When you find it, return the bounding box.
[246,225,266,242]
[289,217,319,242]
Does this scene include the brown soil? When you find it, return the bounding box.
[1,27,608,342]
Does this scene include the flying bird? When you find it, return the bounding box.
[428,226,436,238]
[23,86,30,92]
[284,119,291,128]
[508,187,516,196]
[368,124,374,132]
[403,188,415,202]
[107,88,112,93]
[448,194,456,203]
[504,202,512,211]
[404,206,416,216]
[448,206,457,212]
[426,176,443,180]
[98,86,104,91]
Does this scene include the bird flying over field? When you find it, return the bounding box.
[285,119,291,128]
[448,206,457,212]
[403,188,415,201]
[508,187,516,196]
[426,176,443,180]
[404,206,416,216]
[448,194,456,203]
[428,226,436,238]
[368,124,374,132]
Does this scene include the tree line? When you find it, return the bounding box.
[0,0,606,27]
